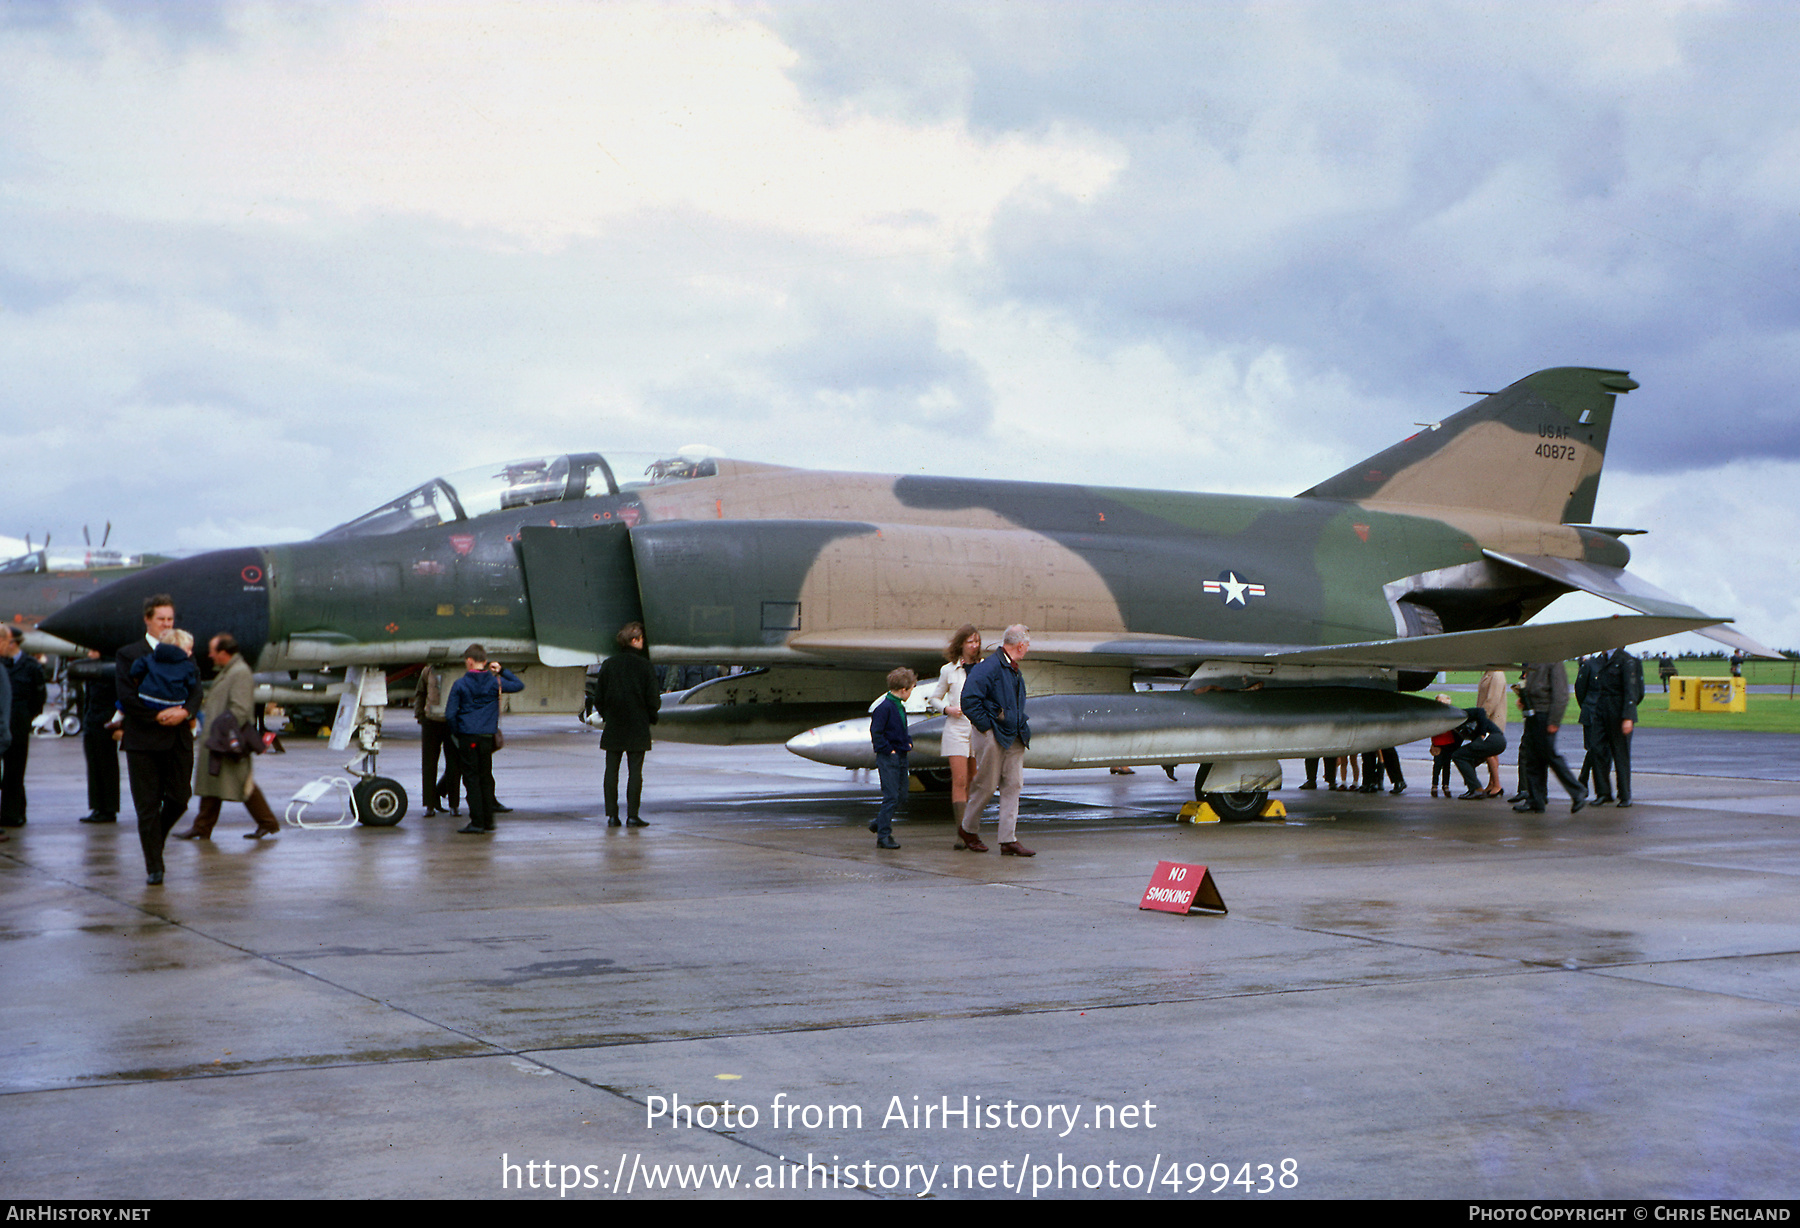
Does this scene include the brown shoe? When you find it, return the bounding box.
[1000,841,1036,857]
[172,828,209,841]
[244,826,279,840]
[955,828,988,853]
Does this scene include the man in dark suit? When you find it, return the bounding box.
[1578,647,1644,808]
[117,594,202,884]
[593,622,660,828]
[1575,654,1602,798]
[1,627,47,827]
[72,650,120,823]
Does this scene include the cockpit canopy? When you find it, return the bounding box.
[317,451,721,540]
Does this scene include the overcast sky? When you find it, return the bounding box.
[2,1,1796,654]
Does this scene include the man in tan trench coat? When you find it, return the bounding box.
[175,634,279,840]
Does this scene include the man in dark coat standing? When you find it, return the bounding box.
[72,650,119,823]
[2,626,48,827]
[1579,646,1645,807]
[593,622,659,827]
[1575,654,1603,796]
[116,595,201,884]
[413,663,460,817]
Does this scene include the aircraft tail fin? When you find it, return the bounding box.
[1298,366,1637,524]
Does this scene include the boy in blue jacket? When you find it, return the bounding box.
[868,667,916,850]
[444,644,524,833]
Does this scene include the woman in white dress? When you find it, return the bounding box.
[928,625,983,812]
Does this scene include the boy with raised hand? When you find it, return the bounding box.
[444,644,524,834]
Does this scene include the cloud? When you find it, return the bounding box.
[777,2,1800,472]
[0,2,1118,250]
[0,1,1796,651]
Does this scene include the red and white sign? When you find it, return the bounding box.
[1139,860,1227,915]
[449,534,476,556]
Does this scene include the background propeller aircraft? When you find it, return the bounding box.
[42,367,1776,818]
[1,524,170,657]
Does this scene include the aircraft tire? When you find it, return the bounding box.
[1204,791,1267,819]
[353,777,408,827]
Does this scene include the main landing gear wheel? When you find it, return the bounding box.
[1192,762,1267,819]
[1204,791,1268,819]
[353,777,408,826]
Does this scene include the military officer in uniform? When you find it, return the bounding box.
[1577,647,1644,807]
[1513,660,1587,813]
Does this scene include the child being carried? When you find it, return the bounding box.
[131,628,199,711]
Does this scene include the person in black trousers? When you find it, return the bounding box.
[414,663,460,816]
[592,622,660,827]
[1359,747,1406,794]
[71,651,119,823]
[1512,661,1587,814]
[1,628,47,827]
[443,645,523,834]
[1450,706,1507,799]
[1579,647,1644,807]
[116,596,201,884]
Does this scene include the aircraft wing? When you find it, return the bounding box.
[1486,551,1784,659]
[789,614,1718,673]
[1258,615,1721,670]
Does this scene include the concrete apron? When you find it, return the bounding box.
[1,718,1795,1199]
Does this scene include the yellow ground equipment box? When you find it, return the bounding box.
[1667,676,1700,711]
[1695,676,1747,713]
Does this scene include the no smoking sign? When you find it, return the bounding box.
[1139,860,1227,916]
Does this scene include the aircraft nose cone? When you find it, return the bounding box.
[41,548,271,660]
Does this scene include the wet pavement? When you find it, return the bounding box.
[1,718,1796,1199]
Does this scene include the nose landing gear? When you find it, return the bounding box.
[287,665,409,828]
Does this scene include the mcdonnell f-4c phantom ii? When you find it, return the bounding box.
[42,367,1777,821]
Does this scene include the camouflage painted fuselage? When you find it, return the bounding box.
[41,366,1660,689]
[166,462,1614,677]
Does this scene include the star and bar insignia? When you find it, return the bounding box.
[1203,571,1266,606]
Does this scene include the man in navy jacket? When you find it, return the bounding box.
[957,623,1035,857]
